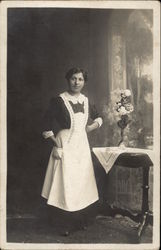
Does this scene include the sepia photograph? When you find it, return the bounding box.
[0,1,160,250]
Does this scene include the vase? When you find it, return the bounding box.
[118,128,125,147]
[118,127,129,147]
[117,114,131,147]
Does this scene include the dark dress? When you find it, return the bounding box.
[42,95,101,137]
[41,92,105,232]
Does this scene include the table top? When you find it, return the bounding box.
[92,147,154,173]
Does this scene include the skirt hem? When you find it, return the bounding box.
[41,194,99,212]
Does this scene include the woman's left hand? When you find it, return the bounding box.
[86,122,99,133]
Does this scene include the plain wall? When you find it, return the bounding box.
[7,8,110,215]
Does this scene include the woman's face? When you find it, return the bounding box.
[68,72,85,94]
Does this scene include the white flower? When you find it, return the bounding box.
[114,102,121,112]
[121,89,131,97]
[118,106,128,115]
[124,103,134,113]
[124,89,131,97]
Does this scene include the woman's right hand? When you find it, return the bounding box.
[52,147,62,160]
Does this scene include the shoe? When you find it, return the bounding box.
[77,223,88,231]
[82,225,88,231]
[60,230,70,237]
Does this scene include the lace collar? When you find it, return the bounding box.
[63,91,85,104]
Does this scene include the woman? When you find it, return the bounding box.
[41,67,103,235]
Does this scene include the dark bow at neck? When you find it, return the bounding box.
[69,101,84,113]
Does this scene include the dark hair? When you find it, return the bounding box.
[65,67,88,82]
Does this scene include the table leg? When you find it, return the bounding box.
[138,165,153,237]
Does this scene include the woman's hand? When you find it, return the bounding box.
[52,147,62,160]
[86,121,99,133]
[86,125,93,133]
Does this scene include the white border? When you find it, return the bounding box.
[152,1,160,247]
[0,1,160,250]
[0,1,160,9]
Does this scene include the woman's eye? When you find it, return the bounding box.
[70,76,84,81]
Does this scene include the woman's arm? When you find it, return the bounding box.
[42,132,61,159]
[86,121,99,133]
[42,132,59,147]
[42,98,63,159]
[42,99,55,140]
[86,102,103,133]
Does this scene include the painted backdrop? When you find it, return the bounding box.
[7,9,153,217]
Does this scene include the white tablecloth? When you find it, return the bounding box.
[92,147,154,174]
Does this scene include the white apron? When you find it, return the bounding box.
[41,93,99,211]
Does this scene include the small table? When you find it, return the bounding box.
[93,147,153,239]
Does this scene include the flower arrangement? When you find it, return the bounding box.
[115,89,134,146]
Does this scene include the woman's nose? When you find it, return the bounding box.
[75,80,79,85]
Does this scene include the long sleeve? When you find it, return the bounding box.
[89,102,103,127]
[42,97,62,138]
